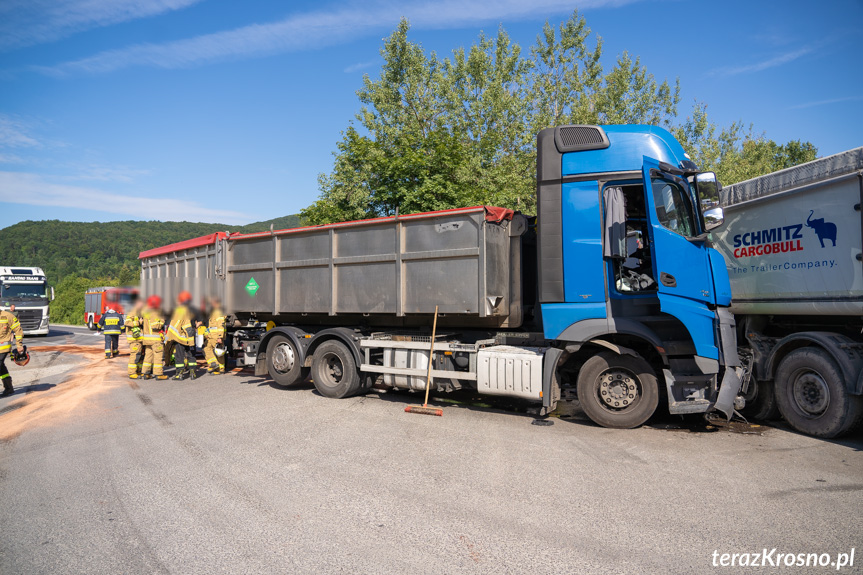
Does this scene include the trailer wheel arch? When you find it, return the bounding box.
[766,332,863,395]
[259,327,309,367]
[306,328,364,370]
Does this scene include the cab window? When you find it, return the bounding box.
[651,179,696,238]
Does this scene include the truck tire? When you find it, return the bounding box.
[576,351,659,429]
[87,317,95,331]
[311,340,361,399]
[266,335,309,388]
[775,347,863,438]
[740,377,780,421]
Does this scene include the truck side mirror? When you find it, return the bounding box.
[695,172,720,204]
[50,286,55,301]
[704,207,724,231]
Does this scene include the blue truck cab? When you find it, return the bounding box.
[537,125,742,427]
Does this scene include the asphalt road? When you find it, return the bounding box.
[1,325,861,574]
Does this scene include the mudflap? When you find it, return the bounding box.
[714,366,743,420]
[714,307,743,420]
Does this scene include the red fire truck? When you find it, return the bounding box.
[84,287,139,330]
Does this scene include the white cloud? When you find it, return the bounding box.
[0,114,40,148]
[0,0,204,51]
[34,0,636,76]
[66,164,151,183]
[0,171,252,224]
[709,47,814,77]
[787,96,863,110]
[344,60,380,74]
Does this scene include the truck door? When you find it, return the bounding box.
[642,157,718,359]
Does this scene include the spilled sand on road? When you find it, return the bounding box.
[0,343,128,442]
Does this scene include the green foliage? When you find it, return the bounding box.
[673,102,818,186]
[1,214,301,325]
[304,12,814,225]
[52,275,99,326]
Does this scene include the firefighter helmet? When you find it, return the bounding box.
[147,295,162,308]
[178,290,192,304]
[11,345,30,367]
[214,344,227,358]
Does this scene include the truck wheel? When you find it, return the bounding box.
[87,318,95,331]
[775,348,863,438]
[266,335,308,387]
[740,377,780,421]
[576,352,659,429]
[311,340,360,399]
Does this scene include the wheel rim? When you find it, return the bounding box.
[790,368,830,417]
[271,342,295,374]
[596,367,641,412]
[321,353,344,385]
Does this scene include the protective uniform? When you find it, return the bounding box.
[203,303,226,374]
[99,308,124,359]
[166,292,200,380]
[141,298,167,380]
[124,306,144,378]
[0,309,24,397]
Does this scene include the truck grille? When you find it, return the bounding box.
[16,309,43,331]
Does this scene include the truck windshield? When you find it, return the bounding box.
[651,179,697,238]
[1,283,47,298]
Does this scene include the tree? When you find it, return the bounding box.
[674,102,818,185]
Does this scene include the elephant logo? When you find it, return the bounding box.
[806,210,837,248]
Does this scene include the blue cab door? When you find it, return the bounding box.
[642,157,718,359]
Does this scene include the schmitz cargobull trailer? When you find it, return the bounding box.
[711,147,863,437]
[140,124,744,430]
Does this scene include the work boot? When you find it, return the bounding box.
[1,379,13,397]
[155,374,168,380]
[129,374,139,379]
[172,371,186,381]
[142,374,152,380]
[112,350,120,358]
[105,353,112,359]
[188,368,197,380]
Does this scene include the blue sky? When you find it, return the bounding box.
[1,0,861,230]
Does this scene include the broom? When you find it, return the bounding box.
[405,305,443,416]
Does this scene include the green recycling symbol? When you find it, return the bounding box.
[245,277,260,297]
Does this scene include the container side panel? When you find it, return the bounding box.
[278,267,330,313]
[334,225,395,258]
[403,258,479,314]
[230,271,274,313]
[279,233,331,262]
[335,263,396,313]
[403,213,481,253]
[233,238,273,264]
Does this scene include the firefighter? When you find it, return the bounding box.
[203,297,226,375]
[166,290,202,380]
[140,295,168,380]
[98,307,124,359]
[124,300,145,378]
[0,307,24,397]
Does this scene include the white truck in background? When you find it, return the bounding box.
[0,266,54,336]
[710,148,863,437]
